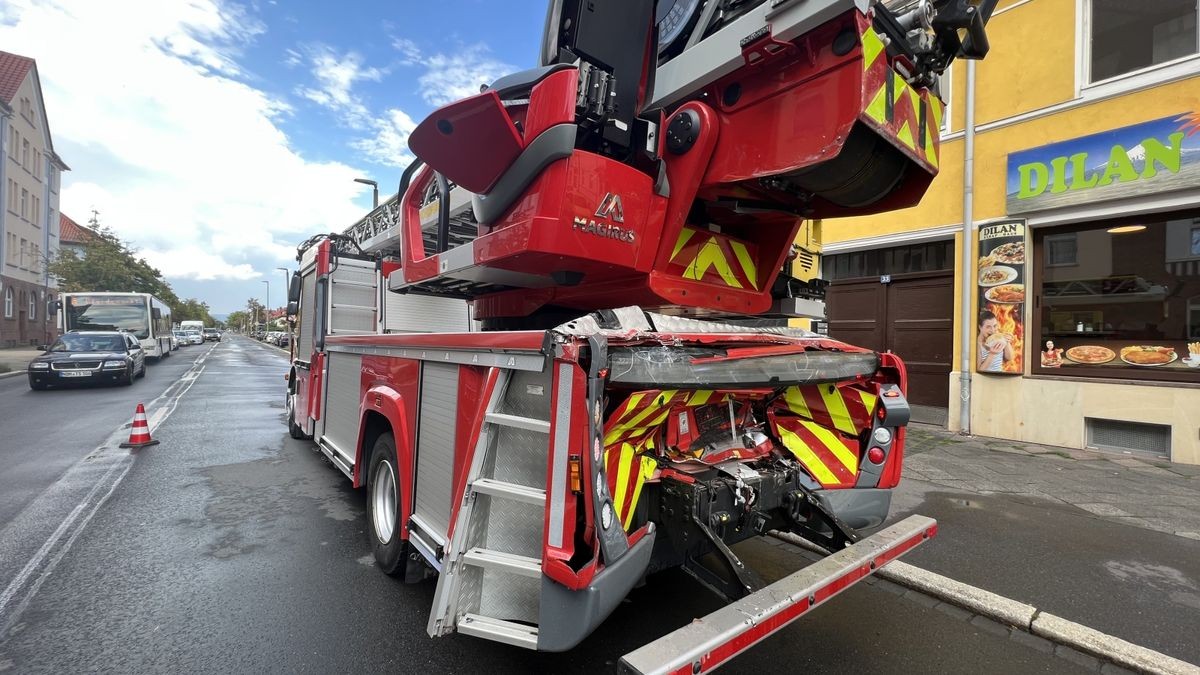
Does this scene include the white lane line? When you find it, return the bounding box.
[0,340,220,635]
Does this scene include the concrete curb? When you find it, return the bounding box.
[769,531,1199,675]
[0,369,25,381]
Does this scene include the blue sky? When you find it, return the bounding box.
[0,0,545,314]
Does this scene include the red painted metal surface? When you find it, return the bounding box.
[408,91,523,194]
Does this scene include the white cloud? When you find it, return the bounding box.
[297,45,383,128]
[415,44,513,107]
[0,0,367,289]
[353,107,417,168]
[140,246,261,281]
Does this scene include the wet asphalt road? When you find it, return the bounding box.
[0,337,1103,672]
[0,343,214,526]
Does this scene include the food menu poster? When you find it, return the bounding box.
[976,220,1025,375]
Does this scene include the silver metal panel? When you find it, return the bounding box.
[649,0,868,109]
[1086,417,1170,458]
[479,568,540,624]
[414,362,460,539]
[297,272,316,358]
[547,363,572,549]
[327,343,546,372]
[322,352,363,463]
[491,368,552,489]
[383,292,473,333]
[329,258,378,334]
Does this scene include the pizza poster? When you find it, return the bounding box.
[976,220,1025,375]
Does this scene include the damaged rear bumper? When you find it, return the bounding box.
[618,514,937,674]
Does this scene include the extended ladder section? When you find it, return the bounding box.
[427,367,554,649]
[328,256,378,336]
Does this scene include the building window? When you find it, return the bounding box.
[1088,0,1198,84]
[21,139,29,170]
[3,287,11,319]
[1045,233,1078,267]
[19,188,27,219]
[824,240,954,281]
[1192,226,1200,256]
[28,290,35,320]
[1033,212,1200,382]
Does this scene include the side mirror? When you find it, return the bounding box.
[37,344,48,352]
[286,301,299,317]
[288,272,301,304]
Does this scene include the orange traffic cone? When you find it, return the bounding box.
[119,403,160,449]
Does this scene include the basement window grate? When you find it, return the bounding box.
[1085,417,1170,458]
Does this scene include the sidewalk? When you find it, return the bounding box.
[0,348,40,378]
[901,424,1200,540]
[889,424,1200,665]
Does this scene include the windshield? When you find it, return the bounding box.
[51,334,127,353]
[66,295,149,339]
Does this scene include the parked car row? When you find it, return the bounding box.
[253,330,291,348]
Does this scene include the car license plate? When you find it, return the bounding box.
[59,370,90,377]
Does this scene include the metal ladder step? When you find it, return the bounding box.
[485,412,550,434]
[457,614,538,650]
[472,478,546,505]
[461,547,541,578]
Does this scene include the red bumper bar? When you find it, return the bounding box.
[618,514,938,674]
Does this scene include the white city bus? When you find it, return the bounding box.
[60,292,174,360]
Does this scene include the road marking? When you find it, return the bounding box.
[0,341,219,636]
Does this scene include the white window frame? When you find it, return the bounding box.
[1077,0,1200,99]
[28,290,35,320]
[3,287,12,319]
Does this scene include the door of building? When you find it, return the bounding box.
[825,271,954,410]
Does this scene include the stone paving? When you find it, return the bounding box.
[901,424,1200,541]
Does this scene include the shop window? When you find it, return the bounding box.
[1033,214,1200,382]
[1088,0,1198,84]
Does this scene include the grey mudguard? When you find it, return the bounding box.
[818,488,893,530]
[471,123,576,225]
[537,525,656,652]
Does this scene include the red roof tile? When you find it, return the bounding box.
[60,213,98,244]
[0,50,34,105]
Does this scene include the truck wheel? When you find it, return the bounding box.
[368,433,409,578]
[286,392,309,440]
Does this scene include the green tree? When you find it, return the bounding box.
[50,227,177,305]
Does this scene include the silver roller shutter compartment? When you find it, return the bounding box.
[323,352,364,461]
[383,293,472,333]
[298,272,317,358]
[413,362,460,540]
[330,258,378,334]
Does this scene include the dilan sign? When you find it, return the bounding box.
[1006,113,1200,215]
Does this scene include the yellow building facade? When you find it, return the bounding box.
[824,0,1200,464]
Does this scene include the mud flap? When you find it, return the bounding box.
[617,514,937,674]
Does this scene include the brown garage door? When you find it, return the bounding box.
[825,271,954,408]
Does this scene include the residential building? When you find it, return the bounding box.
[59,212,96,259]
[0,50,67,347]
[821,0,1200,463]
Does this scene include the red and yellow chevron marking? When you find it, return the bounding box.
[773,417,860,489]
[603,389,727,447]
[667,227,759,290]
[776,383,878,436]
[859,27,941,171]
[605,441,659,530]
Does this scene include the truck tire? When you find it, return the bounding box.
[286,392,309,439]
[368,432,409,578]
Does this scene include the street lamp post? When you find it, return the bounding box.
[277,267,289,304]
[354,177,379,209]
[262,279,270,329]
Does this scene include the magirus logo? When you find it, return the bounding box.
[574,193,634,242]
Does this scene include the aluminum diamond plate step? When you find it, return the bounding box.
[462,547,542,577]
[457,613,539,650]
[472,478,546,505]
[485,412,551,434]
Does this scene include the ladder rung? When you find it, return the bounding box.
[472,478,545,505]
[331,303,376,311]
[458,614,538,650]
[330,279,376,288]
[462,547,541,577]
[485,412,550,434]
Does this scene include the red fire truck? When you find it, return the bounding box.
[285,0,994,670]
